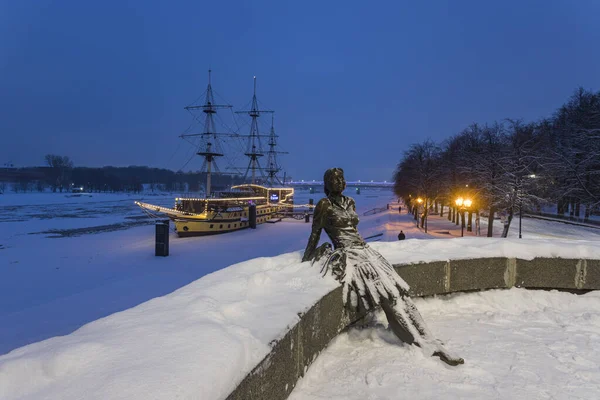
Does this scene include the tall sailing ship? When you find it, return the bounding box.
[136,71,306,237]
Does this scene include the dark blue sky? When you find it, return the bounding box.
[1,0,599,181]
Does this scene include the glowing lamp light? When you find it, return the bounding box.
[417,198,423,204]
[455,197,472,237]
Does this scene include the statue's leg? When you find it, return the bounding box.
[403,297,435,340]
[381,296,464,366]
[379,297,416,345]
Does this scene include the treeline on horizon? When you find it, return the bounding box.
[0,161,248,194]
[394,87,600,237]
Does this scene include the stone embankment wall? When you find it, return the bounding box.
[226,258,600,400]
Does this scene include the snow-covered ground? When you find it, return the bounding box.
[1,188,600,399]
[290,288,600,400]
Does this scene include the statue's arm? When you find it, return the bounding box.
[302,198,329,262]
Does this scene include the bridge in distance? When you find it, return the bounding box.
[288,181,394,189]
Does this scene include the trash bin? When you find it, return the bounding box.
[249,204,257,229]
[155,219,170,257]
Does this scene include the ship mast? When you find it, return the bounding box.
[235,76,273,184]
[180,70,232,196]
[265,114,288,186]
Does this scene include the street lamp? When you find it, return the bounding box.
[519,197,523,239]
[455,197,472,237]
[416,197,423,225]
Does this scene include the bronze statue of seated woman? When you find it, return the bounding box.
[303,167,464,366]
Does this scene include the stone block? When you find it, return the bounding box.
[394,261,447,297]
[226,286,366,400]
[515,258,578,289]
[582,259,600,290]
[226,318,297,400]
[449,258,508,292]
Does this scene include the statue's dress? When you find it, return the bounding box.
[303,195,459,359]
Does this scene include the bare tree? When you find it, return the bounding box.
[453,123,509,237]
[394,139,443,232]
[45,154,74,192]
[497,121,546,237]
[541,88,600,221]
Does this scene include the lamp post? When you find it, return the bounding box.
[455,197,472,237]
[519,197,523,239]
[416,197,423,226]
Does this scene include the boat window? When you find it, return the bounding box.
[210,224,213,228]
[228,224,231,228]
[220,224,223,229]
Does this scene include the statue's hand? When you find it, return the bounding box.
[303,242,332,264]
[313,243,333,264]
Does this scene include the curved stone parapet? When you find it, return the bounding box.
[225,258,600,400]
[399,258,600,296]
[225,287,368,400]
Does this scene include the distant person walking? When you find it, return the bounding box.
[398,206,402,214]
[397,230,406,240]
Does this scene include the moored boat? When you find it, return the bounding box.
[136,184,295,236]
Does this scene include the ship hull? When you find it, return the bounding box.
[173,204,279,237]
[135,184,305,238]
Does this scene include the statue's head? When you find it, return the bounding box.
[323,168,346,196]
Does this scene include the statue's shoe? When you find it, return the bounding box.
[432,350,464,366]
[414,340,464,366]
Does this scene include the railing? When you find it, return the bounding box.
[289,181,394,188]
[528,212,600,228]
[364,233,383,242]
[362,206,389,216]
